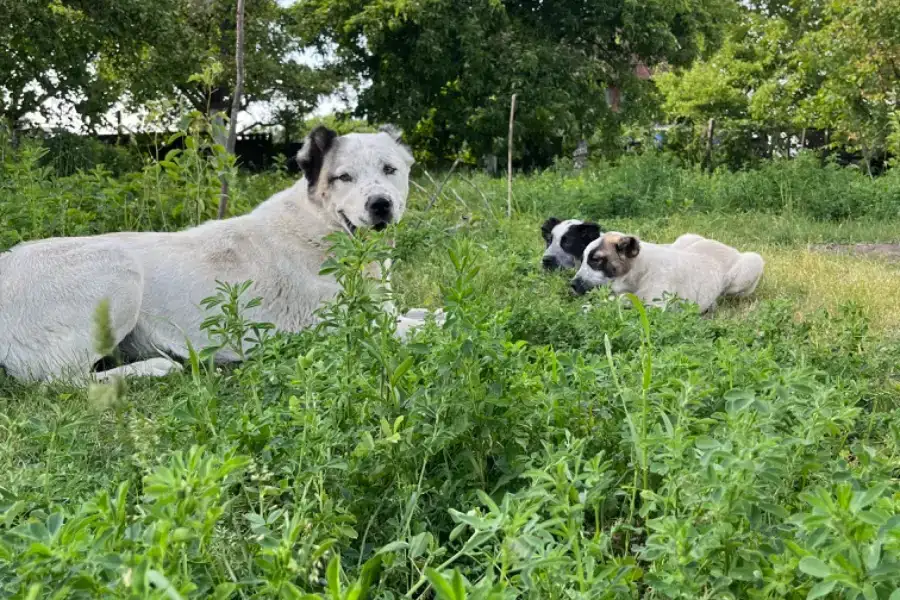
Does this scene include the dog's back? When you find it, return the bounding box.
[671,235,764,297]
[627,242,728,311]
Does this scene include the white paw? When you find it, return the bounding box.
[141,357,183,377]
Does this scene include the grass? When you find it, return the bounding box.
[1,137,900,599]
[394,207,900,335]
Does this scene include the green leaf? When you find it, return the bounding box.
[409,532,432,559]
[799,557,832,579]
[759,502,790,519]
[451,570,467,600]
[425,568,458,600]
[213,583,237,600]
[695,437,719,450]
[390,356,414,385]
[851,484,887,512]
[724,389,755,415]
[476,490,500,514]
[326,554,341,600]
[356,554,382,599]
[146,570,184,600]
[376,540,408,555]
[807,580,836,599]
[279,582,307,599]
[448,509,489,530]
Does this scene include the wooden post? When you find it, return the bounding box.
[218,0,246,219]
[507,93,517,218]
[799,128,807,151]
[702,118,716,173]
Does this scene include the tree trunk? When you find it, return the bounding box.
[218,0,246,219]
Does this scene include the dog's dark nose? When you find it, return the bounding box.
[366,196,393,226]
[542,256,559,271]
[570,278,588,296]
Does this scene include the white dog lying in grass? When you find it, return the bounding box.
[0,124,442,383]
[570,232,764,313]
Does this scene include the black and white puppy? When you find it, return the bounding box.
[540,217,603,271]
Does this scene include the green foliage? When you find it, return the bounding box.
[118,0,338,130]
[0,0,166,132]
[1,129,900,598]
[39,132,143,177]
[296,0,736,167]
[658,0,900,169]
[0,110,266,248]
[449,151,900,222]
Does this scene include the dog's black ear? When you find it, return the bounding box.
[297,125,338,188]
[562,222,603,257]
[575,222,602,245]
[541,217,561,242]
[616,236,640,259]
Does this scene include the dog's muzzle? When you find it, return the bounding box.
[542,256,560,271]
[366,195,393,231]
[570,277,589,296]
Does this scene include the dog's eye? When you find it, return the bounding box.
[338,173,353,182]
[383,164,397,175]
[589,256,607,270]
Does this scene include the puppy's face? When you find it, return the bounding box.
[540,217,603,270]
[570,232,640,295]
[297,124,415,233]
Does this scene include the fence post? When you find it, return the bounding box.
[702,118,716,173]
[507,93,517,218]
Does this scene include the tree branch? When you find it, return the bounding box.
[237,120,276,135]
[177,84,206,112]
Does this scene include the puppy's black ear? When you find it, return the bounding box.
[563,222,603,257]
[575,222,602,245]
[616,236,640,259]
[541,217,561,243]
[297,125,338,188]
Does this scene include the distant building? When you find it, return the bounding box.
[605,58,654,113]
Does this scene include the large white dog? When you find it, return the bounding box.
[0,125,440,383]
[570,232,764,313]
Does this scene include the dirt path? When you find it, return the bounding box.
[812,242,900,263]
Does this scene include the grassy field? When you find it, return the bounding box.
[1,142,899,599]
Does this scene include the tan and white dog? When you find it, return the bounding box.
[570,232,764,312]
[0,125,441,383]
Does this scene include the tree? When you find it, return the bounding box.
[657,0,900,170]
[0,0,165,138]
[120,0,338,140]
[295,0,737,167]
